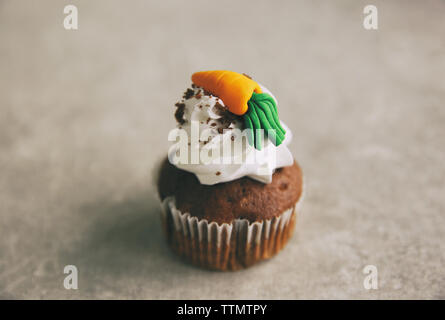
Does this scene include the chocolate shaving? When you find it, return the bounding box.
[183,88,194,100]
[203,89,214,97]
[218,115,238,129]
[213,101,242,130]
[174,102,186,125]
[213,102,226,116]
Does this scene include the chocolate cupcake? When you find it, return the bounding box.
[157,70,304,271]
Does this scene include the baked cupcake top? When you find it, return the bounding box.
[159,159,303,224]
[169,70,293,185]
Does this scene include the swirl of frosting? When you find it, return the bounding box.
[168,85,293,185]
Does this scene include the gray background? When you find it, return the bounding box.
[1,0,444,299]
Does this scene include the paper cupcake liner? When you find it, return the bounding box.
[160,192,304,271]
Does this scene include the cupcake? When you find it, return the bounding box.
[157,70,304,271]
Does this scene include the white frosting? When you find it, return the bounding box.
[168,85,293,185]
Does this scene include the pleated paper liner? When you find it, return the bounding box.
[160,192,304,271]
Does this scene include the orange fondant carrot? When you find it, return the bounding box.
[191,70,262,115]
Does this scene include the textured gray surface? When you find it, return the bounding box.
[1,0,444,299]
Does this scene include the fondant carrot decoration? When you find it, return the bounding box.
[192,70,286,150]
